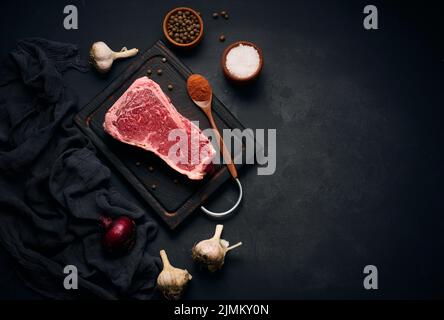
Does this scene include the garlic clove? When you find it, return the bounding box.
[90,41,138,73]
[192,224,242,272]
[157,249,192,300]
[192,239,225,265]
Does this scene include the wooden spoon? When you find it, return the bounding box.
[187,74,238,179]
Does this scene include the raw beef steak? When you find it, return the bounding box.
[104,77,215,180]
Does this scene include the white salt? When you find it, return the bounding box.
[225,44,260,79]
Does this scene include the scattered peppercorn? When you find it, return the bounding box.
[157,69,163,75]
[221,11,227,16]
[148,166,154,172]
[173,179,179,184]
[167,84,173,91]
[135,161,141,166]
[223,14,229,20]
[151,184,157,190]
[212,12,218,19]
[162,57,167,63]
[219,34,226,42]
[147,69,152,75]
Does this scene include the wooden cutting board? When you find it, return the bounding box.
[75,41,254,229]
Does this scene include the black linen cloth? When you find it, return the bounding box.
[0,39,160,299]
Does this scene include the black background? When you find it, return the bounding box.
[0,0,443,299]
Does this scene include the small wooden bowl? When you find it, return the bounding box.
[163,7,204,49]
[221,41,264,84]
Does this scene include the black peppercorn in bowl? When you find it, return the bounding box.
[163,7,204,49]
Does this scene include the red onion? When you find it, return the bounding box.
[100,216,136,254]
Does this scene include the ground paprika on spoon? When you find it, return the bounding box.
[187,74,212,101]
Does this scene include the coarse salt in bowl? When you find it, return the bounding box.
[222,41,263,83]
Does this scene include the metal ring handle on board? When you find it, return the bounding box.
[200,178,243,218]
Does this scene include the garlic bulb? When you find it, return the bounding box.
[157,249,192,300]
[192,224,242,272]
[90,41,139,73]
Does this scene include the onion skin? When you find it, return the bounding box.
[100,216,136,254]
